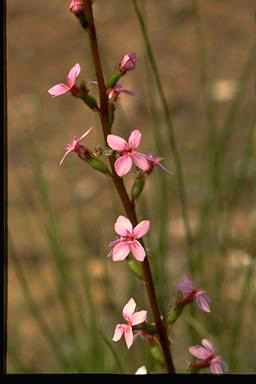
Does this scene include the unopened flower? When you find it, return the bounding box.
[119,53,136,74]
[144,153,173,175]
[48,63,81,97]
[189,339,229,375]
[113,298,147,349]
[59,127,92,165]
[107,83,135,104]
[176,274,211,313]
[109,215,150,262]
[107,130,149,176]
[135,366,147,374]
[69,0,84,17]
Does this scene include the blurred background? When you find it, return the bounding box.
[8,0,256,373]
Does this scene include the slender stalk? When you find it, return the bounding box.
[84,0,175,373]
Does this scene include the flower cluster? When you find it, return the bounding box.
[49,4,229,372]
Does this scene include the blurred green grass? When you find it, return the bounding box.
[8,0,256,373]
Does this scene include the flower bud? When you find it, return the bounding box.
[165,304,183,327]
[69,0,84,17]
[83,151,110,175]
[83,94,99,111]
[106,69,122,88]
[119,53,136,74]
[127,256,144,280]
[131,176,145,201]
[150,344,165,367]
[69,0,89,29]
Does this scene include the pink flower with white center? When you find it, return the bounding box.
[69,0,84,16]
[189,339,229,375]
[119,53,136,74]
[113,298,147,349]
[176,274,212,313]
[135,366,147,374]
[144,153,173,175]
[48,63,81,97]
[107,130,149,177]
[59,127,92,165]
[107,83,135,104]
[109,215,150,262]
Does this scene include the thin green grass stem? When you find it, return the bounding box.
[9,237,71,371]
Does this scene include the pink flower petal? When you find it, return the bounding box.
[112,324,125,342]
[135,366,147,375]
[114,155,133,176]
[201,339,215,353]
[130,240,146,262]
[132,153,149,171]
[210,357,229,375]
[176,274,197,294]
[67,63,81,87]
[133,220,150,239]
[211,357,229,375]
[123,298,136,320]
[131,310,147,326]
[59,149,72,165]
[77,127,93,142]
[195,291,211,313]
[189,346,212,360]
[112,242,130,261]
[124,326,133,349]
[48,84,70,97]
[128,130,142,149]
[114,216,133,236]
[107,134,128,151]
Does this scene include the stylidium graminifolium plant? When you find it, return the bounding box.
[47,0,229,374]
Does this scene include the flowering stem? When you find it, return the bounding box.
[84,0,175,373]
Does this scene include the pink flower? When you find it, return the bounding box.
[189,339,229,375]
[59,127,92,165]
[107,83,135,104]
[119,53,136,74]
[107,130,149,176]
[176,274,211,313]
[144,153,173,175]
[48,63,81,97]
[69,0,84,16]
[135,366,147,374]
[109,215,150,262]
[113,298,147,349]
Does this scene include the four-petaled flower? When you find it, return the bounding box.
[107,83,135,104]
[109,215,150,262]
[176,274,212,313]
[144,153,173,175]
[107,130,149,176]
[48,63,81,97]
[119,53,136,74]
[59,127,92,165]
[113,298,147,349]
[189,339,229,375]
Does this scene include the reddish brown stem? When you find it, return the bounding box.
[84,0,175,374]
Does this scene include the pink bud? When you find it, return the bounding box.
[119,53,136,74]
[69,0,84,17]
